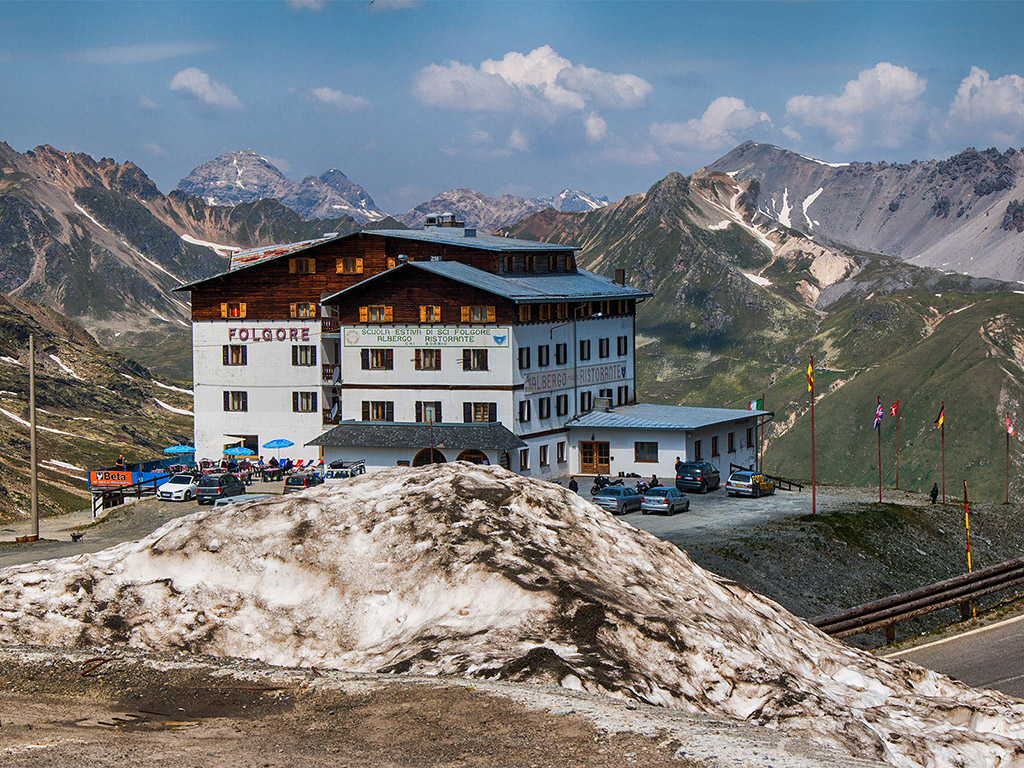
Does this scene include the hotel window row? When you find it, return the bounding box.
[222,390,318,413]
[517,337,627,371]
[222,345,316,366]
[501,253,575,274]
[356,400,500,424]
[516,300,633,323]
[358,348,488,372]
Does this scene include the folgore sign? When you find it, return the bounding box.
[523,362,628,394]
[227,327,311,342]
[343,326,511,348]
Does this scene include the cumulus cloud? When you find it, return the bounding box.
[585,112,608,142]
[141,142,167,158]
[945,66,1024,146]
[413,45,650,116]
[310,86,369,110]
[68,41,217,64]
[785,62,926,151]
[138,96,158,111]
[651,97,771,151]
[170,67,242,110]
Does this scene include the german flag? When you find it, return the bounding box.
[934,406,944,428]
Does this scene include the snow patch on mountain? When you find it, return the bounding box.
[1,463,1022,768]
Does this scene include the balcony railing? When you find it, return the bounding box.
[322,363,342,384]
[321,317,340,334]
[322,408,342,426]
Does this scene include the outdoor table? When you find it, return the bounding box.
[261,467,283,482]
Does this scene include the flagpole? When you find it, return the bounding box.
[877,396,882,503]
[941,401,945,503]
[895,401,900,490]
[810,355,816,518]
[964,479,976,619]
[1007,413,1011,505]
[759,391,765,472]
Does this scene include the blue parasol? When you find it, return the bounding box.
[262,438,294,461]
[164,444,195,454]
[223,446,256,456]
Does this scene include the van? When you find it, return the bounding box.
[324,459,366,484]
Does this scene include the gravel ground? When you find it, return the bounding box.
[0,646,883,768]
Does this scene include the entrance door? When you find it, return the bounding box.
[579,441,610,474]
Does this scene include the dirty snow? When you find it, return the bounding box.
[1,356,23,366]
[798,153,850,169]
[742,272,772,287]
[154,398,193,415]
[152,380,193,395]
[48,354,83,380]
[707,220,732,230]
[1,464,1022,767]
[73,203,109,232]
[42,459,85,471]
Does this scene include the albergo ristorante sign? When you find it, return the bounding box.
[343,326,511,348]
[523,362,628,394]
[227,326,311,343]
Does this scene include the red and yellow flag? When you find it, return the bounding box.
[806,360,814,391]
[934,406,944,428]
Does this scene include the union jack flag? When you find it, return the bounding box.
[874,402,883,430]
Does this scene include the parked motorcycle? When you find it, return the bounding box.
[590,474,624,495]
[634,479,652,496]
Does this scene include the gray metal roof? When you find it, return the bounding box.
[322,261,651,305]
[566,404,772,431]
[307,421,527,450]
[175,228,575,292]
[369,228,577,252]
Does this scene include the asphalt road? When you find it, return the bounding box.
[886,614,1024,698]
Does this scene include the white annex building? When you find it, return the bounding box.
[177,221,771,480]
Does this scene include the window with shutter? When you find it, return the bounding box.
[359,306,369,322]
[362,401,370,421]
[220,303,228,318]
[486,306,495,322]
[461,306,470,322]
[223,391,229,410]
[464,402,472,423]
[361,349,370,369]
[385,402,394,421]
[489,403,497,422]
[415,402,422,421]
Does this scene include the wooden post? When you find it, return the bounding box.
[894,401,900,490]
[941,403,945,503]
[29,334,38,541]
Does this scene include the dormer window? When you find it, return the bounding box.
[289,257,316,274]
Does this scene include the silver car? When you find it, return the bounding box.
[640,486,690,515]
[591,485,643,515]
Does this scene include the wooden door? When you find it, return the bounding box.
[579,441,610,474]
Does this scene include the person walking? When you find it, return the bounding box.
[568,476,579,493]
[930,483,939,505]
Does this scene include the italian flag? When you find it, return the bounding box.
[748,398,763,410]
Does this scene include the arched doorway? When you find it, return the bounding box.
[456,449,488,465]
[412,448,447,466]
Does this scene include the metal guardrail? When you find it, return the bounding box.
[809,556,1024,642]
[728,463,804,492]
[91,473,169,518]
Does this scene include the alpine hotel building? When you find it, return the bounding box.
[177,218,769,480]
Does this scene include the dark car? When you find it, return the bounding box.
[675,461,720,493]
[196,472,246,504]
[284,473,325,494]
[591,485,643,515]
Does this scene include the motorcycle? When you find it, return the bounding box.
[589,474,624,495]
[634,479,652,496]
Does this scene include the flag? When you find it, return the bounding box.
[934,406,944,428]
[874,402,883,430]
[806,360,813,391]
[1008,413,1016,436]
[748,398,763,410]
[890,401,899,417]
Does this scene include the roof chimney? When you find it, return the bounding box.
[464,227,477,238]
[614,268,625,286]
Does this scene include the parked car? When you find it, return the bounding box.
[213,493,273,507]
[640,486,690,515]
[157,473,200,502]
[196,472,246,504]
[284,473,325,494]
[675,461,721,493]
[726,471,775,498]
[591,485,643,515]
[324,459,366,484]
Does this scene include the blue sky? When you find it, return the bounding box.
[3,1,1024,213]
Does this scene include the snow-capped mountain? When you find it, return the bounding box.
[398,187,608,231]
[2,463,1022,768]
[176,150,387,223]
[703,141,1024,282]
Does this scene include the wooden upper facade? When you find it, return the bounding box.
[177,230,582,323]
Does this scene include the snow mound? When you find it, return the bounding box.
[2,463,1023,767]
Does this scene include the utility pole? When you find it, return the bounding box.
[29,334,38,542]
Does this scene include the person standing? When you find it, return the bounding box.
[568,476,579,493]
[674,456,683,475]
[930,483,939,505]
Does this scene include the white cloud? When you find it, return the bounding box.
[68,41,218,64]
[507,128,529,153]
[945,66,1024,146]
[141,142,167,158]
[138,96,158,111]
[286,0,324,10]
[651,97,771,151]
[310,86,369,110]
[413,45,651,116]
[781,125,802,143]
[785,62,927,151]
[585,112,607,142]
[170,67,242,110]
[369,0,421,11]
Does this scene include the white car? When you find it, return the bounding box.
[158,473,199,501]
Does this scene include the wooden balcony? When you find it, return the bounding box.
[321,317,340,334]
[322,407,342,426]
[322,363,342,384]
